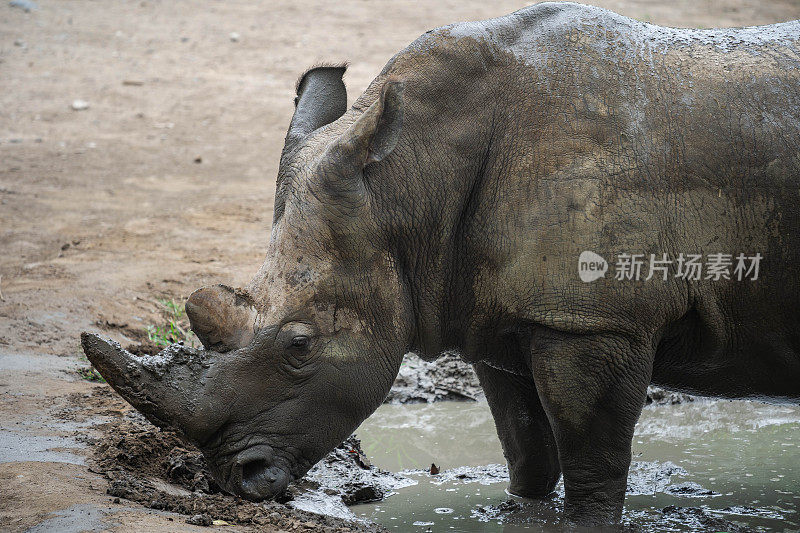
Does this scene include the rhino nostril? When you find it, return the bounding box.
[241,458,272,484]
[233,445,286,499]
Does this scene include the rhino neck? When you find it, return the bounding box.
[361,83,497,360]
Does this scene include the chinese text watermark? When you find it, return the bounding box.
[578,252,761,282]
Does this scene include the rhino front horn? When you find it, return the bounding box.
[80,332,214,436]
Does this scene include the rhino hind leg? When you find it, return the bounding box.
[474,361,561,498]
[528,331,653,526]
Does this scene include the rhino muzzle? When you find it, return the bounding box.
[81,332,296,501]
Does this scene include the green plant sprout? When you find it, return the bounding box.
[146,298,199,348]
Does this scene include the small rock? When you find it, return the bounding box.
[666,481,717,497]
[193,156,202,164]
[430,463,440,475]
[186,514,212,526]
[229,32,240,42]
[71,99,89,111]
[9,0,37,12]
[341,484,382,505]
[14,39,25,47]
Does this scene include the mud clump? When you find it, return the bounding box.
[385,352,483,404]
[660,506,751,532]
[471,497,562,526]
[90,403,393,531]
[665,481,718,497]
[93,413,215,491]
[386,354,694,407]
[298,436,415,508]
[472,499,524,521]
[626,461,687,495]
[646,385,695,405]
[186,513,213,526]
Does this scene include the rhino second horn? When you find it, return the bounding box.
[185,284,257,352]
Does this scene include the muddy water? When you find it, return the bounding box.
[352,399,800,531]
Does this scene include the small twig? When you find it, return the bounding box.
[0,275,5,301]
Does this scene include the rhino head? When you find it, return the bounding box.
[82,65,413,500]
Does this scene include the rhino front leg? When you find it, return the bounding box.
[529,330,653,525]
[474,362,561,497]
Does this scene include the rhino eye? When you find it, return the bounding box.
[277,322,315,355]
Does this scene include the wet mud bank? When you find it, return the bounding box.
[384,353,484,404]
[81,386,391,532]
[390,352,695,407]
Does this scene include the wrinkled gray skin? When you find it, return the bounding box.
[82,3,800,526]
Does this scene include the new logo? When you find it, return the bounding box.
[578,251,608,282]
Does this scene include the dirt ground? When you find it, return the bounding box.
[2,0,800,531]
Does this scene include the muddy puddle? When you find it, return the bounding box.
[351,399,800,532]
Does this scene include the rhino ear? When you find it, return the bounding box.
[285,65,348,148]
[333,79,405,168]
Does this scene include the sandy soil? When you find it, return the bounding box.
[2,0,800,531]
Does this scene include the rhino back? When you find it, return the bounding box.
[360,3,800,396]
